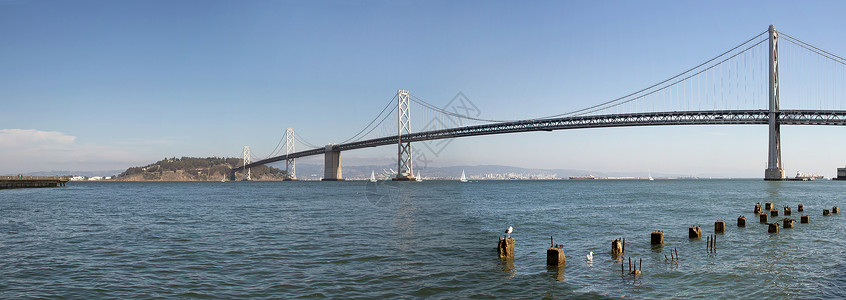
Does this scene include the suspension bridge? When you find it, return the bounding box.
[232,25,846,181]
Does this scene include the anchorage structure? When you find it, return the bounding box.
[284,128,297,180]
[394,89,416,181]
[242,146,252,181]
[765,24,784,180]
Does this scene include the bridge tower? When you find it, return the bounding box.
[242,146,252,181]
[394,89,416,181]
[765,24,785,180]
[284,128,297,181]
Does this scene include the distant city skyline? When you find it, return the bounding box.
[3,1,846,177]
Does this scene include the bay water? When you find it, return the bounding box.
[1,180,844,298]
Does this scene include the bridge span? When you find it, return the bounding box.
[231,25,846,181]
[231,109,846,180]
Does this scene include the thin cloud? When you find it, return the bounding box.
[0,129,152,174]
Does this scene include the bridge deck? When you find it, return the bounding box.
[233,109,846,172]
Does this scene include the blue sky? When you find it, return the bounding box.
[2,0,846,177]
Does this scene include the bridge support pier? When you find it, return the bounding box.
[322,144,343,181]
[764,24,785,181]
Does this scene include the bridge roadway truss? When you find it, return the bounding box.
[232,109,846,173]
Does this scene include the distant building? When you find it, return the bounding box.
[836,166,846,180]
[70,176,86,181]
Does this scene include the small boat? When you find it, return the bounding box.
[221,173,226,182]
[416,171,422,182]
[648,169,654,181]
[370,170,377,183]
[460,170,468,182]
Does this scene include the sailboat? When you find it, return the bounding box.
[416,171,422,182]
[460,170,468,182]
[648,169,654,181]
[370,170,377,183]
[221,172,226,182]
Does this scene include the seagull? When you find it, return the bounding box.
[504,226,513,238]
[586,251,594,262]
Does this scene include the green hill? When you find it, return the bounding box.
[116,157,286,181]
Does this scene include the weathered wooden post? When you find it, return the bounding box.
[798,204,804,212]
[611,238,623,257]
[770,209,779,217]
[783,218,794,228]
[688,226,702,239]
[737,216,747,227]
[651,231,664,246]
[801,215,809,223]
[714,220,726,233]
[546,245,565,267]
[498,237,514,259]
[765,202,774,211]
[768,222,780,233]
[754,203,763,215]
[833,206,839,214]
[783,206,791,216]
[823,209,831,216]
[760,214,768,223]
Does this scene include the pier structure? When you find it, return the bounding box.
[0,176,69,189]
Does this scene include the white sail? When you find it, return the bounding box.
[370,170,377,183]
[460,170,468,182]
[648,169,654,181]
[416,171,422,182]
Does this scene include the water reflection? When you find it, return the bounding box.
[766,181,783,197]
[547,265,566,281]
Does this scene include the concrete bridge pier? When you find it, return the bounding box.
[322,144,343,181]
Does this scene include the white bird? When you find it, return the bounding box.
[504,226,513,238]
[586,251,594,261]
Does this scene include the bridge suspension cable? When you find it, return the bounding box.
[338,93,398,144]
[779,32,846,65]
[405,30,771,124]
[293,131,321,149]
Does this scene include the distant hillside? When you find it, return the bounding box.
[116,157,286,181]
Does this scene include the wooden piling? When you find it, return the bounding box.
[833,206,839,214]
[768,222,780,233]
[754,203,763,215]
[824,209,831,216]
[784,206,791,216]
[546,245,565,266]
[765,202,774,211]
[760,214,768,223]
[737,216,747,227]
[612,239,623,257]
[783,218,794,229]
[622,238,626,254]
[798,204,804,212]
[715,220,726,233]
[688,226,702,239]
[651,231,664,245]
[801,215,809,223]
[706,235,710,251]
[498,237,515,259]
